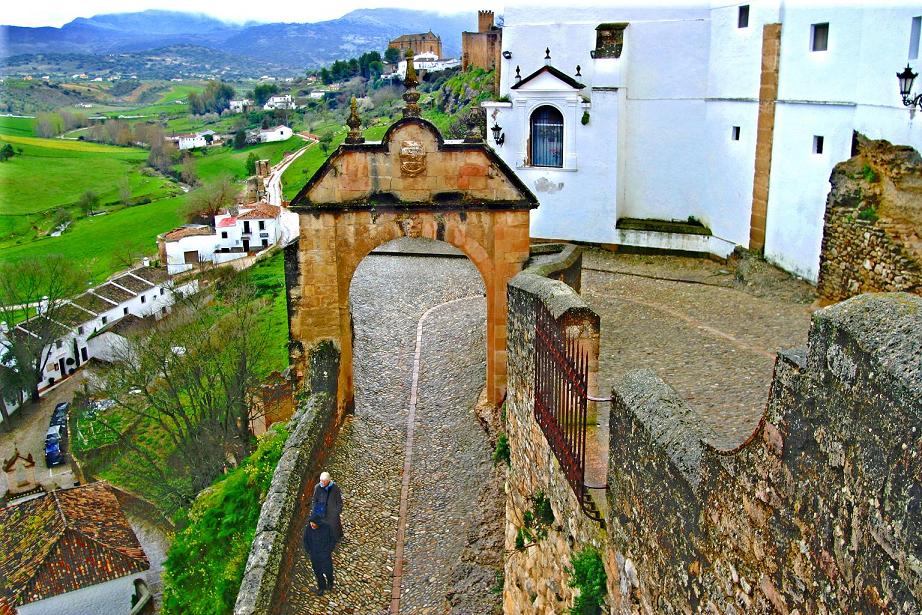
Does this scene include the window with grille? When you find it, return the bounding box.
[593,23,627,58]
[530,106,564,168]
[811,23,829,51]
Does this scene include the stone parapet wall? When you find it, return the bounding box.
[504,245,609,614]
[606,293,921,613]
[817,137,922,302]
[234,391,337,615]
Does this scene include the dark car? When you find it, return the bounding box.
[45,424,67,467]
[51,402,69,427]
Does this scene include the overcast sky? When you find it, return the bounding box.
[6,0,510,27]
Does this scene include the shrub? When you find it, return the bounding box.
[858,206,879,222]
[514,491,554,550]
[861,163,878,183]
[493,432,510,466]
[567,547,608,615]
[160,423,289,615]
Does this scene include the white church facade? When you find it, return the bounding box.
[484,2,922,281]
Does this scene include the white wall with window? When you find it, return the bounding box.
[489,1,922,281]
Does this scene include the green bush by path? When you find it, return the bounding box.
[160,422,289,615]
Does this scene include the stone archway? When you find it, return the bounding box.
[286,115,537,414]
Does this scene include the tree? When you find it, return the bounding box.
[318,132,335,156]
[182,175,239,222]
[0,256,89,407]
[252,83,280,106]
[0,143,15,162]
[180,156,198,186]
[245,152,258,176]
[384,46,401,64]
[92,275,271,512]
[233,129,247,149]
[117,177,132,205]
[77,190,100,216]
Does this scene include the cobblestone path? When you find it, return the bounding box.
[283,250,489,615]
[582,249,814,450]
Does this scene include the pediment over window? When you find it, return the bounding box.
[511,65,586,91]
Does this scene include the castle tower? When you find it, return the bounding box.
[478,10,495,33]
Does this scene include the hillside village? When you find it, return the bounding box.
[0,3,921,615]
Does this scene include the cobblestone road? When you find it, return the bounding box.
[284,246,490,615]
[582,249,814,450]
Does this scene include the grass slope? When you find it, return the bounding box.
[0,116,36,137]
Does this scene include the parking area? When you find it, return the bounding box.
[0,374,85,495]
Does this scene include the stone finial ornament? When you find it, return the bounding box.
[515,65,521,81]
[544,47,551,65]
[402,48,421,118]
[345,96,365,144]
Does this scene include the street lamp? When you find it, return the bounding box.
[897,64,922,110]
[491,122,505,146]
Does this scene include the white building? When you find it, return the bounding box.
[395,52,461,79]
[263,94,295,110]
[0,482,150,615]
[259,125,293,143]
[486,2,922,282]
[158,203,296,275]
[0,265,197,398]
[229,98,253,113]
[176,133,207,150]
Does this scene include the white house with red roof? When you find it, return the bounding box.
[158,202,296,275]
[0,482,150,614]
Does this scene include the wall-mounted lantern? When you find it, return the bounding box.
[502,50,512,59]
[491,122,505,146]
[897,64,922,110]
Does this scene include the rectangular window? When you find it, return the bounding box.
[221,231,228,239]
[910,16,921,60]
[160,288,165,296]
[738,5,749,29]
[258,221,265,230]
[78,326,84,335]
[813,135,825,154]
[811,23,829,52]
[731,126,741,141]
[123,307,129,315]
[101,316,108,325]
[141,295,146,304]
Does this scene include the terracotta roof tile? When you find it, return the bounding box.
[238,203,280,220]
[92,283,135,303]
[52,302,96,327]
[217,216,237,228]
[0,596,16,615]
[161,225,214,242]
[0,482,149,607]
[15,316,70,340]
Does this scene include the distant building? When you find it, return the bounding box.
[394,53,460,80]
[0,482,150,614]
[389,31,443,58]
[462,10,502,81]
[175,133,207,150]
[158,202,298,275]
[229,98,253,113]
[259,125,292,143]
[263,94,295,110]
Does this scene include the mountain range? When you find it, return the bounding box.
[1,9,476,74]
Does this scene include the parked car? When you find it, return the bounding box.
[50,402,69,429]
[45,424,67,467]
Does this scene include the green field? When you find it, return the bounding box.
[0,134,180,243]
[0,136,308,283]
[0,116,35,137]
[102,83,205,119]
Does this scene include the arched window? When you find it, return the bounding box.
[530,106,564,168]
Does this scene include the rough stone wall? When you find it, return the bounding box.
[504,247,608,614]
[233,391,338,615]
[462,29,502,84]
[817,137,922,302]
[606,293,921,613]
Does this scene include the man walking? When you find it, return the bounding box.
[311,471,344,542]
[302,514,335,595]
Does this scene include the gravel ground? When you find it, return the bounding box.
[582,249,814,450]
[283,251,492,615]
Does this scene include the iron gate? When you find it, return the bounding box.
[534,301,604,523]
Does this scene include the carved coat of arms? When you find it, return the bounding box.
[399,140,426,177]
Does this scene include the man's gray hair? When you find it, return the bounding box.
[320,471,331,481]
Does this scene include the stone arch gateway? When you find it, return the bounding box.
[285,117,538,414]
